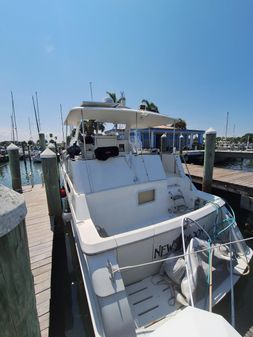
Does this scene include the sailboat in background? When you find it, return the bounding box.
[31,92,43,163]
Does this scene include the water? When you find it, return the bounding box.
[216,158,253,172]
[0,160,43,188]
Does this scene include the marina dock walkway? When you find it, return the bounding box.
[23,185,53,337]
[183,164,253,196]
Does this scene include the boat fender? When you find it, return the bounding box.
[94,146,119,161]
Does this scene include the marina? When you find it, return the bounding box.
[2,2,253,336]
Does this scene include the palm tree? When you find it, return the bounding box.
[106,91,117,103]
[106,91,125,104]
[140,99,159,113]
[172,118,187,129]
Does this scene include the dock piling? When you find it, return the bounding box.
[179,134,184,155]
[0,185,41,337]
[41,148,62,230]
[160,133,167,153]
[39,133,46,151]
[7,143,22,193]
[202,128,216,193]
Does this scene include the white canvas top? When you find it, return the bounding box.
[65,106,176,129]
[150,307,241,337]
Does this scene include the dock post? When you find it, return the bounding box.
[179,134,184,155]
[160,133,167,154]
[0,185,40,337]
[7,143,22,193]
[27,144,32,163]
[202,128,216,193]
[22,142,27,163]
[41,148,62,230]
[48,142,56,153]
[39,132,46,150]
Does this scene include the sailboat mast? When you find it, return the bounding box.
[35,91,41,130]
[10,114,15,142]
[11,91,18,142]
[225,111,229,141]
[32,95,40,135]
[28,117,32,139]
[60,104,65,142]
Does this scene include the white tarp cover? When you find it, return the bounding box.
[65,106,176,128]
[160,238,232,308]
[150,307,241,337]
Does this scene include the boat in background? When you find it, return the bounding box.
[60,99,252,337]
[31,149,42,163]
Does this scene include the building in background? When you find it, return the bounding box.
[133,125,205,150]
[106,125,205,151]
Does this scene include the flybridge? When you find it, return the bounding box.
[65,104,176,129]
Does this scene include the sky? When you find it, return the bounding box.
[1,0,253,142]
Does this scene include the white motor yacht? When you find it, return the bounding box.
[61,100,252,337]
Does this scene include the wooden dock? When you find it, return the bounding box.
[184,164,253,196]
[23,185,53,337]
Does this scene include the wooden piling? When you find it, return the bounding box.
[202,128,216,193]
[0,185,41,337]
[179,134,184,155]
[7,143,22,193]
[39,133,46,151]
[27,144,32,163]
[40,148,62,230]
[22,142,27,163]
[160,133,167,153]
[47,142,56,153]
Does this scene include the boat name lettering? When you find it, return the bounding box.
[153,228,205,259]
[153,238,179,259]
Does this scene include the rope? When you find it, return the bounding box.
[112,236,253,274]
[181,155,193,184]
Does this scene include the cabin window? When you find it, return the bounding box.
[138,189,155,205]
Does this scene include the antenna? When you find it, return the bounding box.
[35,91,41,130]
[225,111,229,141]
[60,104,65,142]
[11,91,18,142]
[89,82,93,101]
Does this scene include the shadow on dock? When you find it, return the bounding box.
[49,221,94,337]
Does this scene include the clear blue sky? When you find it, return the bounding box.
[1,0,253,141]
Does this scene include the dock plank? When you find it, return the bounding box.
[183,164,253,195]
[23,185,53,337]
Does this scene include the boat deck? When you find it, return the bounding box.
[126,274,181,332]
[23,185,53,337]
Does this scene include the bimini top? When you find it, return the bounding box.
[65,106,177,129]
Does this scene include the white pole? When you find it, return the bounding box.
[225,111,229,141]
[172,119,176,153]
[81,109,87,158]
